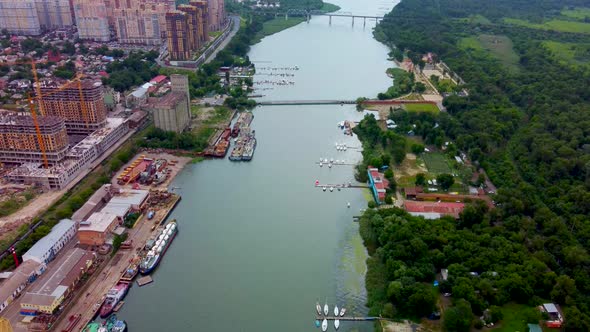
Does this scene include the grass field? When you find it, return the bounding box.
[543,40,590,68]
[504,17,590,34]
[491,303,537,332]
[403,103,439,113]
[561,7,590,20]
[459,34,520,70]
[253,17,306,43]
[422,153,451,174]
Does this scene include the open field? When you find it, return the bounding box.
[561,7,590,20]
[422,152,451,174]
[504,17,590,34]
[543,40,590,68]
[403,103,439,113]
[491,303,535,332]
[459,34,520,70]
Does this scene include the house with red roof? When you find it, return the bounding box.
[368,166,389,204]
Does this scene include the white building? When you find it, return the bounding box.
[0,260,45,313]
[22,219,77,265]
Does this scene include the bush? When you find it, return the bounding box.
[385,195,394,204]
[368,201,376,208]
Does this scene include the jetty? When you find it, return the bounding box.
[316,316,380,321]
[315,184,369,189]
[137,276,153,287]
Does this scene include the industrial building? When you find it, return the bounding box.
[0,112,69,165]
[71,184,113,222]
[34,0,73,30]
[0,260,45,314]
[78,211,120,246]
[112,0,173,45]
[22,219,77,265]
[37,79,107,135]
[73,0,111,41]
[0,0,42,35]
[101,188,149,218]
[5,118,129,190]
[166,11,191,61]
[151,92,190,133]
[20,248,95,315]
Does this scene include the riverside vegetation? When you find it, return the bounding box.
[355,0,590,330]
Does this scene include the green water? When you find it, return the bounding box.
[119,0,398,330]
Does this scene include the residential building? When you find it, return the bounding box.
[20,248,95,315]
[207,0,225,31]
[0,112,69,165]
[190,0,208,42]
[73,0,110,41]
[22,219,77,265]
[37,79,107,135]
[34,0,73,30]
[0,0,42,35]
[367,166,388,204]
[177,4,202,51]
[113,0,173,45]
[0,260,45,314]
[78,211,119,246]
[165,10,191,61]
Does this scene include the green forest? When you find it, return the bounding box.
[359,0,590,330]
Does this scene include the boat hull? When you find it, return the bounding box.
[99,285,129,318]
[139,225,178,275]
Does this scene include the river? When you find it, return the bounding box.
[118,0,398,330]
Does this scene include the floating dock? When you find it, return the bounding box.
[137,276,153,287]
[315,316,380,321]
[315,184,369,189]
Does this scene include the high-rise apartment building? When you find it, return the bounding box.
[113,0,173,45]
[73,0,110,41]
[189,0,208,43]
[177,4,201,52]
[0,0,42,35]
[206,0,225,31]
[34,0,73,30]
[37,80,107,134]
[0,113,69,165]
[166,11,190,61]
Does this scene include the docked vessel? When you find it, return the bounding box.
[321,319,328,332]
[229,129,257,162]
[316,302,322,315]
[241,134,256,161]
[99,282,130,318]
[206,128,231,158]
[139,220,178,275]
[106,314,127,332]
[339,307,346,316]
[120,259,139,282]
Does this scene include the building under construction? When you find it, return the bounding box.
[0,112,69,165]
[37,79,107,135]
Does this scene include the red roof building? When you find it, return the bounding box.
[150,75,167,84]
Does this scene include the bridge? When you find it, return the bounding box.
[279,9,385,26]
[256,100,356,106]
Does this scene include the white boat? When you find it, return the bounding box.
[324,302,328,316]
[322,186,327,191]
[321,319,328,332]
[334,319,340,330]
[339,307,346,316]
[334,305,339,316]
[329,187,334,192]
[319,162,323,167]
[347,203,350,208]
[328,163,332,168]
[330,158,334,163]
[324,158,328,163]
[316,302,322,315]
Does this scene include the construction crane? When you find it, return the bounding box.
[33,73,90,128]
[27,94,49,169]
[0,59,47,115]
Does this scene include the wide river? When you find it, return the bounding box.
[119,0,398,330]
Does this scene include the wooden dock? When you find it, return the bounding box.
[315,184,370,189]
[315,316,380,321]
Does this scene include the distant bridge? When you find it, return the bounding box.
[256,100,356,106]
[278,9,385,26]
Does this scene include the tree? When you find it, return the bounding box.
[437,173,454,190]
[415,173,426,186]
[411,143,425,155]
[414,81,426,93]
[443,299,472,332]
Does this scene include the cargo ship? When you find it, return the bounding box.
[205,128,231,158]
[242,132,257,161]
[81,314,127,332]
[139,220,178,275]
[99,282,130,318]
[231,112,254,137]
[119,259,139,282]
[229,129,256,161]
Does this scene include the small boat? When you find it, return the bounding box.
[334,305,339,316]
[321,319,328,332]
[324,158,328,163]
[347,203,350,208]
[329,187,333,192]
[322,186,327,191]
[334,319,340,330]
[340,307,346,316]
[319,162,323,167]
[330,158,334,163]
[316,302,322,315]
[315,320,321,327]
[328,163,332,168]
[324,301,329,316]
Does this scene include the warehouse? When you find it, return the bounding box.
[22,219,77,265]
[77,212,120,246]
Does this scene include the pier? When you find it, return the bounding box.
[315,184,369,189]
[257,100,356,106]
[316,316,380,321]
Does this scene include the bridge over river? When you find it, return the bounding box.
[257,100,357,106]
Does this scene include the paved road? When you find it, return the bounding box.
[204,15,241,64]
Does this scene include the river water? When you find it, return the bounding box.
[119,0,397,330]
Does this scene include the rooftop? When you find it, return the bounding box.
[152,91,186,108]
[71,184,112,222]
[23,219,75,261]
[21,248,93,307]
[79,212,118,233]
[0,112,64,128]
[404,201,465,219]
[0,260,41,302]
[150,75,167,84]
